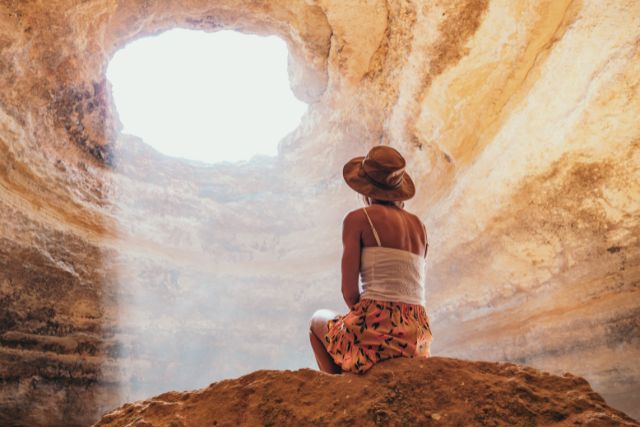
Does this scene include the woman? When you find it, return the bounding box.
[309,145,433,374]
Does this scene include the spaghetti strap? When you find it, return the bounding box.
[362,207,381,246]
[421,221,428,258]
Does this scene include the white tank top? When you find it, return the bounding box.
[359,207,427,307]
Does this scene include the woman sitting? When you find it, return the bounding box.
[309,145,433,374]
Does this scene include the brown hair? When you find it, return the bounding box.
[359,193,405,209]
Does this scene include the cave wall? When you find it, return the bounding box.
[0,0,638,425]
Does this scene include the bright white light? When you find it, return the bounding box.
[106,29,308,163]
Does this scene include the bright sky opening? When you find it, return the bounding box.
[106,29,308,164]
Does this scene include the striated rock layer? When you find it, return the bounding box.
[94,357,639,426]
[0,0,638,425]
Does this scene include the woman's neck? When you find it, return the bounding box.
[370,200,402,209]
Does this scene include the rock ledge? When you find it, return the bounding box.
[95,357,639,426]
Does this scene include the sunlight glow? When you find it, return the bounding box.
[106,29,308,163]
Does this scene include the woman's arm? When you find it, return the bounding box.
[421,221,429,258]
[341,211,361,309]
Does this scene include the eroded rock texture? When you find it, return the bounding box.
[94,357,640,426]
[0,0,638,426]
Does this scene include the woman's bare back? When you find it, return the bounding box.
[356,203,428,258]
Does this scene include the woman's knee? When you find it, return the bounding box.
[309,309,334,336]
[308,309,324,332]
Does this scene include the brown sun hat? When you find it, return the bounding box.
[343,145,415,201]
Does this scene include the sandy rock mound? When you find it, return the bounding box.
[94,357,638,426]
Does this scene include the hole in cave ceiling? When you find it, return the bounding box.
[106,28,308,164]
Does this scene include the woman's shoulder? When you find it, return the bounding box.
[407,210,426,228]
[343,205,424,221]
[343,207,367,224]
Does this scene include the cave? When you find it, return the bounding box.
[0,1,638,426]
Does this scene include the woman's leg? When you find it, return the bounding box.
[309,309,342,374]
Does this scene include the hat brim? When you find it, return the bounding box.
[342,156,416,201]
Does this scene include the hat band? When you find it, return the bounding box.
[361,160,404,190]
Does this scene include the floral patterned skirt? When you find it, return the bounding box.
[323,297,433,373]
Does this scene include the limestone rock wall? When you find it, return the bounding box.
[0,0,638,425]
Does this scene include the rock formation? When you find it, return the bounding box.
[94,357,639,426]
[0,0,638,426]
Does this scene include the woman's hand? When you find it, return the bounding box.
[341,211,361,309]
